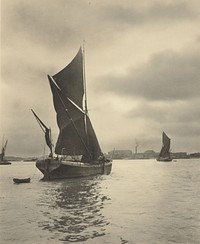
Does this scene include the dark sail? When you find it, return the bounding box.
[52,48,84,109]
[158,132,171,159]
[86,116,101,160]
[48,51,102,161]
[0,140,8,161]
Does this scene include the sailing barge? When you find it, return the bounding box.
[0,139,11,165]
[157,132,172,162]
[33,47,112,180]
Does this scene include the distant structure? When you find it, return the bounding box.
[134,139,139,157]
[108,150,132,159]
[189,152,200,158]
[107,149,195,160]
[172,152,189,159]
[132,150,158,159]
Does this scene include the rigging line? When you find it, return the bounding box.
[48,75,92,160]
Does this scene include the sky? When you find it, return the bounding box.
[1,0,200,157]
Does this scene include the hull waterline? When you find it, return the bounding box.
[157,157,172,162]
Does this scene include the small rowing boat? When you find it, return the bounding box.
[13,178,31,184]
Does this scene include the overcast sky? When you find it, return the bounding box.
[1,0,200,157]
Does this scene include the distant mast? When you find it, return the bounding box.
[135,139,139,156]
[135,145,138,154]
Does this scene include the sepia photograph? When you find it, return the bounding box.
[1,0,200,243]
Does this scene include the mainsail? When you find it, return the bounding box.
[158,132,171,159]
[48,48,101,162]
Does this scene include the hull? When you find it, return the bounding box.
[36,158,112,180]
[157,157,172,162]
[0,161,11,165]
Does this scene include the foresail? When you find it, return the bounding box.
[52,48,84,109]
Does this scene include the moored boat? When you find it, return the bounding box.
[13,178,31,184]
[32,46,112,180]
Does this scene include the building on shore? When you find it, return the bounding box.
[107,150,133,159]
[107,149,196,160]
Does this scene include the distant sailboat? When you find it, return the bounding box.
[0,139,11,165]
[157,132,172,162]
[33,47,112,180]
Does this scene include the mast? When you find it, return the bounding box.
[83,41,88,115]
[82,41,89,146]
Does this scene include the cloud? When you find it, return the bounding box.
[97,47,200,101]
[2,1,197,52]
[128,99,200,124]
[102,1,197,26]
[1,0,83,49]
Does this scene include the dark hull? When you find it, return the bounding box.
[0,161,11,165]
[157,157,172,162]
[13,178,31,184]
[36,158,112,180]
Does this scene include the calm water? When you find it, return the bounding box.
[0,159,200,244]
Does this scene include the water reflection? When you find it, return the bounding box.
[38,176,111,242]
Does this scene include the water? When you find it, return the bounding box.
[0,159,200,244]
